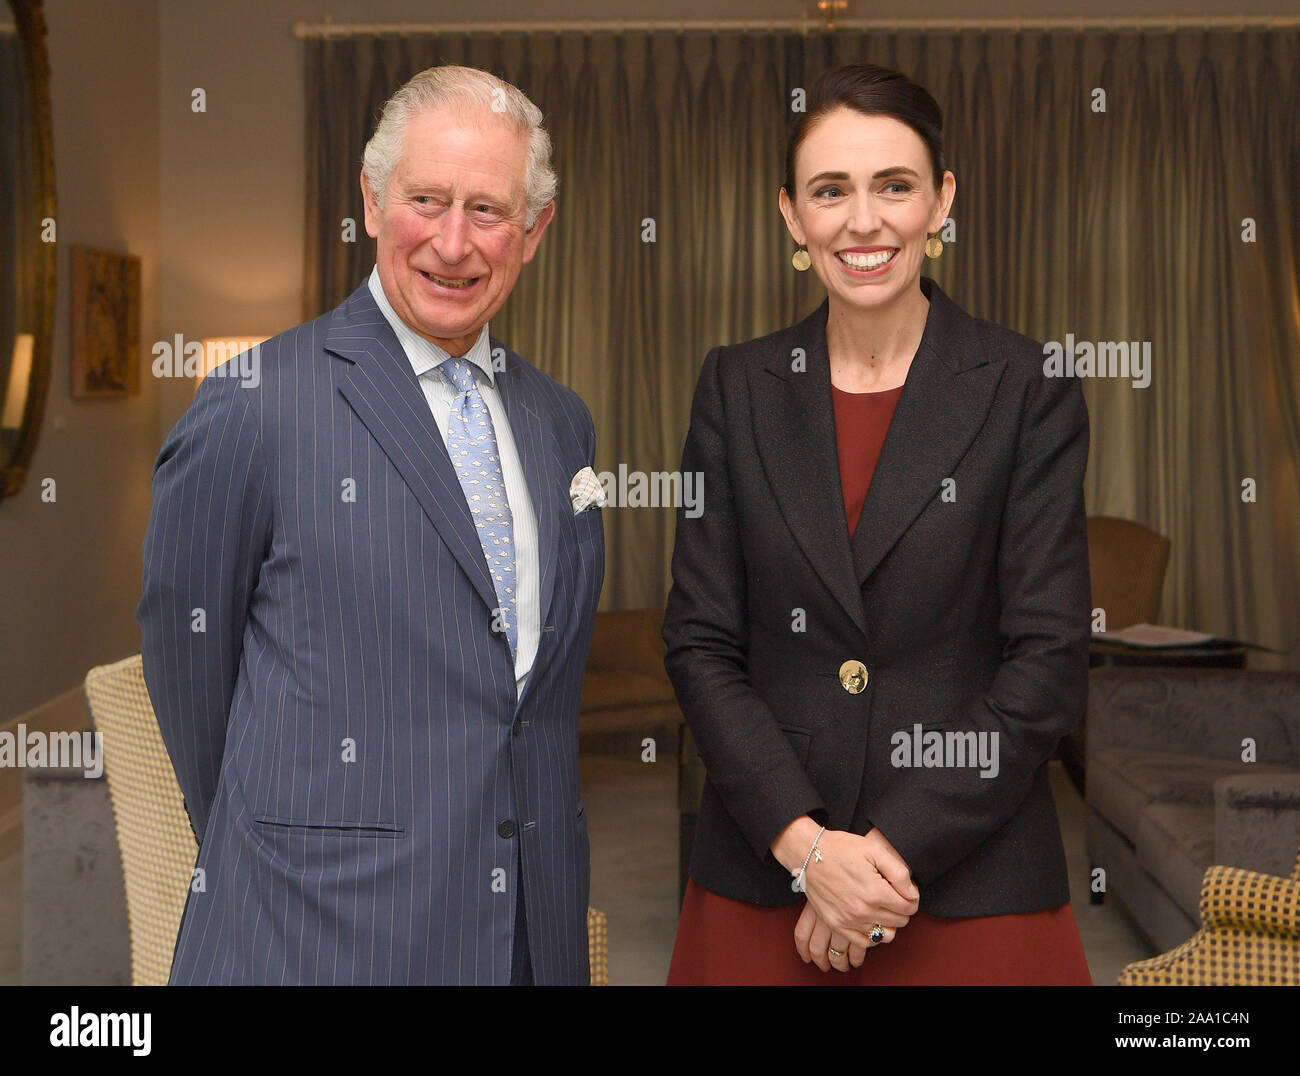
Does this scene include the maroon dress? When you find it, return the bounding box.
[666,382,1092,986]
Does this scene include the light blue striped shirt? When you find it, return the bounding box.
[367,266,540,700]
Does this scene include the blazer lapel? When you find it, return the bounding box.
[326,284,501,618]
[750,301,868,637]
[848,276,1006,584]
[750,276,1007,635]
[494,347,561,641]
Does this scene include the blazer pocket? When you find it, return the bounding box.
[253,814,406,839]
[916,720,963,732]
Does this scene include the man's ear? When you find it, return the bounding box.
[360,171,381,239]
[521,201,556,264]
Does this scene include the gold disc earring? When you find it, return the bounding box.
[925,235,944,259]
[791,247,811,271]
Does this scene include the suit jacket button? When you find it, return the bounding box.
[512,717,523,736]
[839,660,869,694]
[497,819,518,839]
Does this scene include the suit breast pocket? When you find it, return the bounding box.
[573,507,603,547]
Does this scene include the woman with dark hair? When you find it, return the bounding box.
[663,63,1093,985]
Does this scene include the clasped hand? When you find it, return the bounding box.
[774,821,919,974]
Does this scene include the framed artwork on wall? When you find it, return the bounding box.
[70,244,140,397]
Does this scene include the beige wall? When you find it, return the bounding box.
[0,0,1289,722]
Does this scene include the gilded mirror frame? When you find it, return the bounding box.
[1,0,55,501]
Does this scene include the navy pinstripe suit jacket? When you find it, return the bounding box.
[136,282,603,985]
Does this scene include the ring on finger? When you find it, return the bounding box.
[828,946,844,958]
[869,924,885,944]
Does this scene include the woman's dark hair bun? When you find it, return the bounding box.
[784,63,946,196]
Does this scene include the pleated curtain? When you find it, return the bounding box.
[304,28,1300,668]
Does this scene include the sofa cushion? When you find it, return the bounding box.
[1088,749,1290,842]
[1135,801,1216,921]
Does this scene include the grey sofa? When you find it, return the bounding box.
[1085,667,1300,952]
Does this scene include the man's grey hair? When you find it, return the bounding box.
[362,65,557,230]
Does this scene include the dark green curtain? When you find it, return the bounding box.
[304,28,1300,668]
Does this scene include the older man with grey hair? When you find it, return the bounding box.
[138,65,604,985]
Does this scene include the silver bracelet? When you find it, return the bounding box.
[791,825,826,893]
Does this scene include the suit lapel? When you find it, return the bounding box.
[494,347,561,640]
[326,284,501,617]
[848,276,1005,585]
[750,276,1006,634]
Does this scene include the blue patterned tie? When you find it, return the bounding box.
[438,357,517,657]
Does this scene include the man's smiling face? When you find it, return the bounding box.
[361,105,554,356]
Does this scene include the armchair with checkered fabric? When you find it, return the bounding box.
[1119,843,1300,985]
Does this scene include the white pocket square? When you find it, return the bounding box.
[569,466,606,515]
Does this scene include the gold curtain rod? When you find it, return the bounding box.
[292,15,1300,39]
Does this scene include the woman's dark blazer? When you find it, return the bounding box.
[662,275,1091,916]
